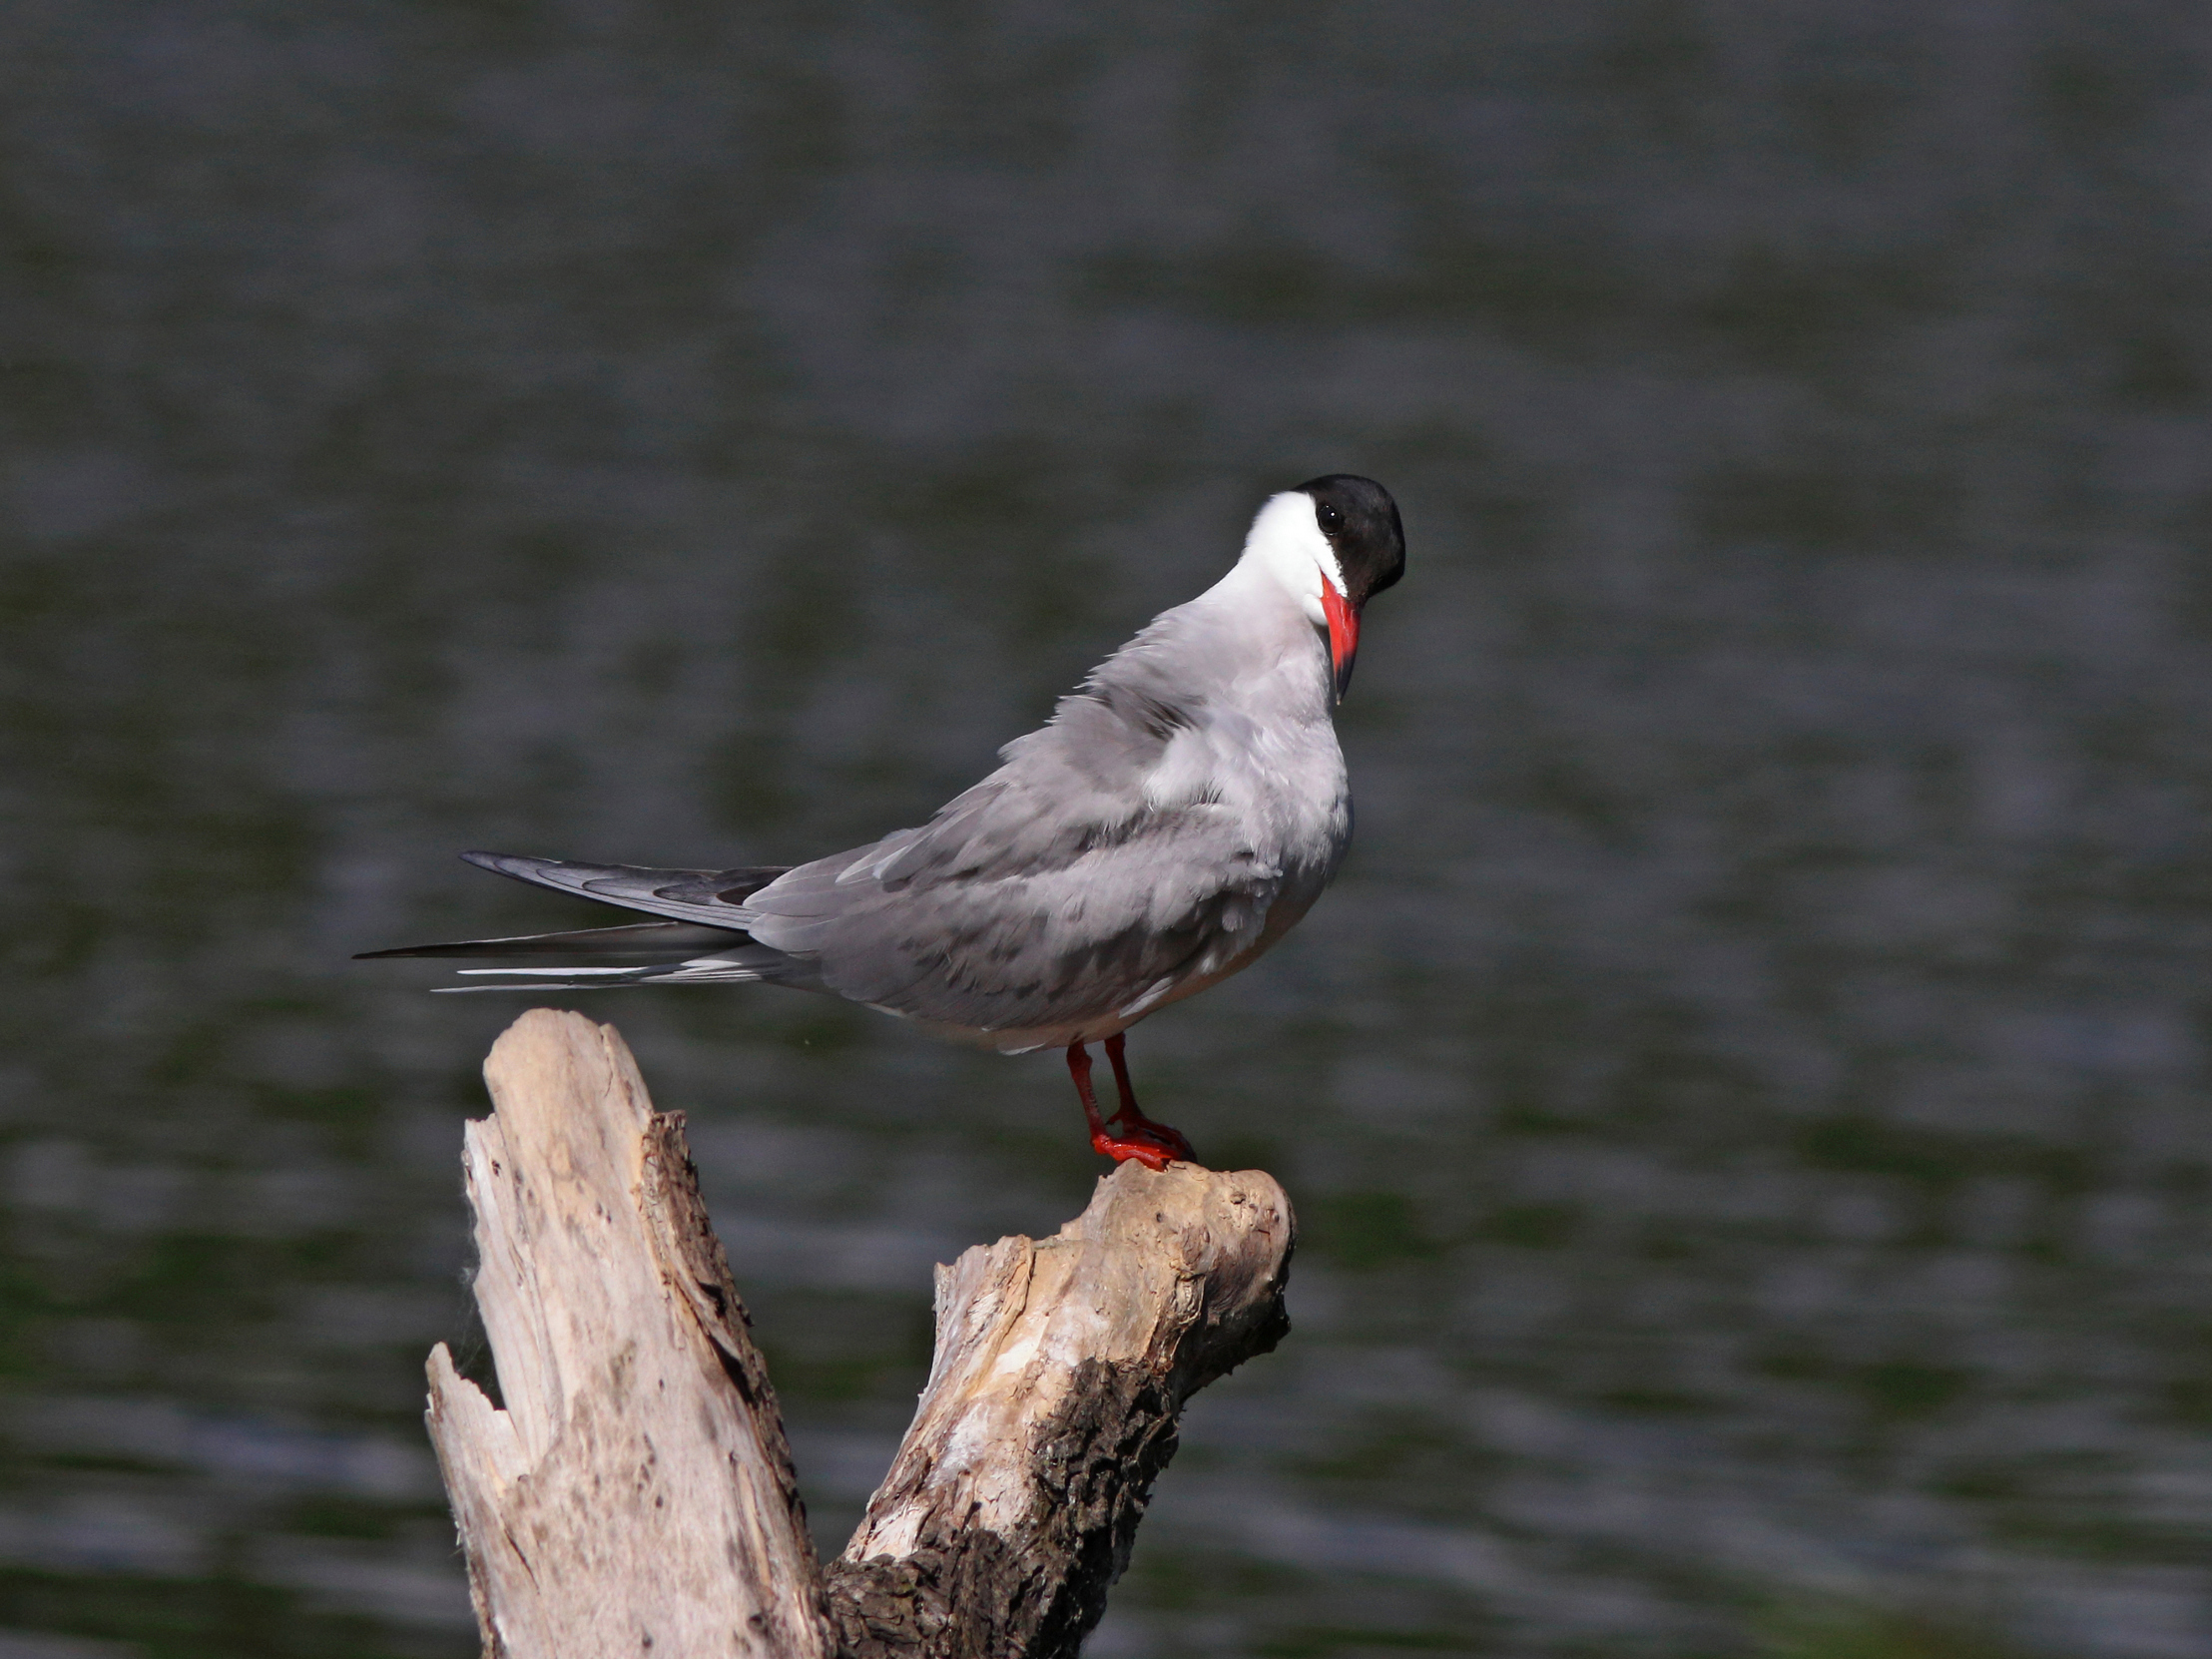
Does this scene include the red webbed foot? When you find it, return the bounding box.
[1069,1035,1200,1169]
[1103,1110,1195,1166]
[1087,1118,1193,1171]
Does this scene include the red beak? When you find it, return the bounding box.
[1321,581,1360,702]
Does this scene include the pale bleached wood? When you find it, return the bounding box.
[826,1160,1297,1659]
[423,1010,1296,1659]
[424,1009,830,1659]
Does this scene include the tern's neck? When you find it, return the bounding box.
[1138,561,1331,717]
[1214,493,1336,628]
[1092,496,1341,718]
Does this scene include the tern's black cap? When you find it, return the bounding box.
[1298,474,1405,605]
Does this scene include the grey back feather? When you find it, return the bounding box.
[737,596,1340,1035]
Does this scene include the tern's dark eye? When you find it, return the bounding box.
[1317,502,1343,532]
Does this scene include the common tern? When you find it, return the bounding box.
[360,475,1406,1167]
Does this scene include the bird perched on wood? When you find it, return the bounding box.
[360,475,1406,1168]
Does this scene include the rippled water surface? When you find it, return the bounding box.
[6,3,2212,1655]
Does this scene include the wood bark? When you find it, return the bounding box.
[425,1009,1296,1659]
[826,1161,1294,1659]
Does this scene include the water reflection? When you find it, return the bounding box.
[5,2,2210,1655]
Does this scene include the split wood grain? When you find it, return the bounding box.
[424,1009,830,1659]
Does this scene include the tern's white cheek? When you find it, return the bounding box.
[1240,492,1346,625]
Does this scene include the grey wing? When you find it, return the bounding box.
[737,698,1280,1034]
[459,850,795,926]
[358,864,801,992]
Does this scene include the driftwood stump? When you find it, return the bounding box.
[425,1010,1296,1659]
[424,1010,826,1657]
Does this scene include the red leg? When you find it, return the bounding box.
[1068,1041,1190,1170]
[1101,1033,1197,1165]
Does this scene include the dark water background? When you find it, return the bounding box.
[6,3,2212,1655]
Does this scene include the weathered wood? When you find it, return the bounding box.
[826,1162,1296,1659]
[424,1010,830,1659]
[424,1009,1296,1659]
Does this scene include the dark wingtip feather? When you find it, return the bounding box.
[354,920,754,961]
[355,938,508,959]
